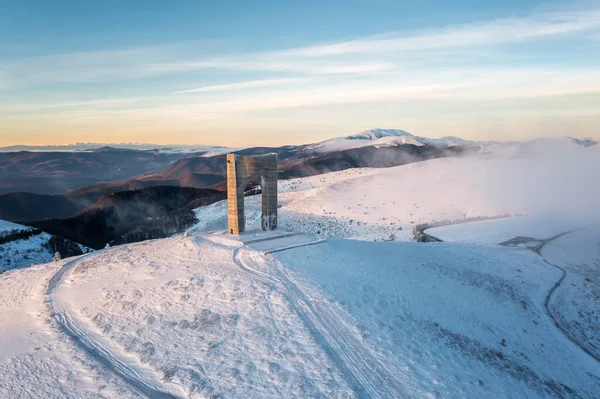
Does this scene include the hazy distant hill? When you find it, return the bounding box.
[0,192,83,221]
[64,137,476,199]
[0,147,202,195]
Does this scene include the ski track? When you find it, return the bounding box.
[47,252,178,399]
[233,246,407,399]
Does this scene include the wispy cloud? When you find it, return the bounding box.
[5,67,600,118]
[4,5,599,90]
[148,59,396,76]
[3,97,146,113]
[173,77,310,93]
[282,8,600,56]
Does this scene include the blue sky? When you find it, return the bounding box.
[1,0,599,146]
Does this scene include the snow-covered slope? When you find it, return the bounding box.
[0,260,141,398]
[412,214,600,380]
[1,231,55,271]
[542,226,600,362]
[306,128,479,154]
[426,214,589,244]
[274,238,600,397]
[2,231,596,397]
[0,220,30,235]
[192,151,600,242]
[0,220,89,272]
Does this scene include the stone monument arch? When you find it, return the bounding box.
[226,153,278,235]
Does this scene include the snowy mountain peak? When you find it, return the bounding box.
[345,129,477,148]
[309,128,476,154]
[346,129,414,140]
[309,128,599,157]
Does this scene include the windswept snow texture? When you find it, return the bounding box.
[53,237,355,398]
[274,240,600,398]
[43,234,600,398]
[542,226,600,361]
[0,261,140,398]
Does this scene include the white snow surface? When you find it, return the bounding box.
[426,214,590,244]
[541,226,600,361]
[2,231,595,397]
[0,219,91,272]
[49,236,356,398]
[0,220,30,234]
[0,232,57,272]
[273,239,600,398]
[0,261,140,398]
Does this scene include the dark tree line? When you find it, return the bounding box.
[0,228,42,244]
[111,210,198,246]
[43,235,85,258]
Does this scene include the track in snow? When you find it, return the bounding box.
[536,233,600,364]
[47,253,177,399]
[233,247,407,399]
[498,229,600,365]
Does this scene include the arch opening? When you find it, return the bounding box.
[226,154,278,235]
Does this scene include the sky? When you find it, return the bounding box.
[1,0,599,147]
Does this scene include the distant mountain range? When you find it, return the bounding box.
[0,142,235,154]
[0,146,214,195]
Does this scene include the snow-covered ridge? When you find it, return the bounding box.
[0,220,31,235]
[346,128,415,140]
[0,219,90,272]
[347,128,475,148]
[307,128,598,155]
[308,128,477,153]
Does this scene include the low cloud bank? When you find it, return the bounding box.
[463,138,600,223]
